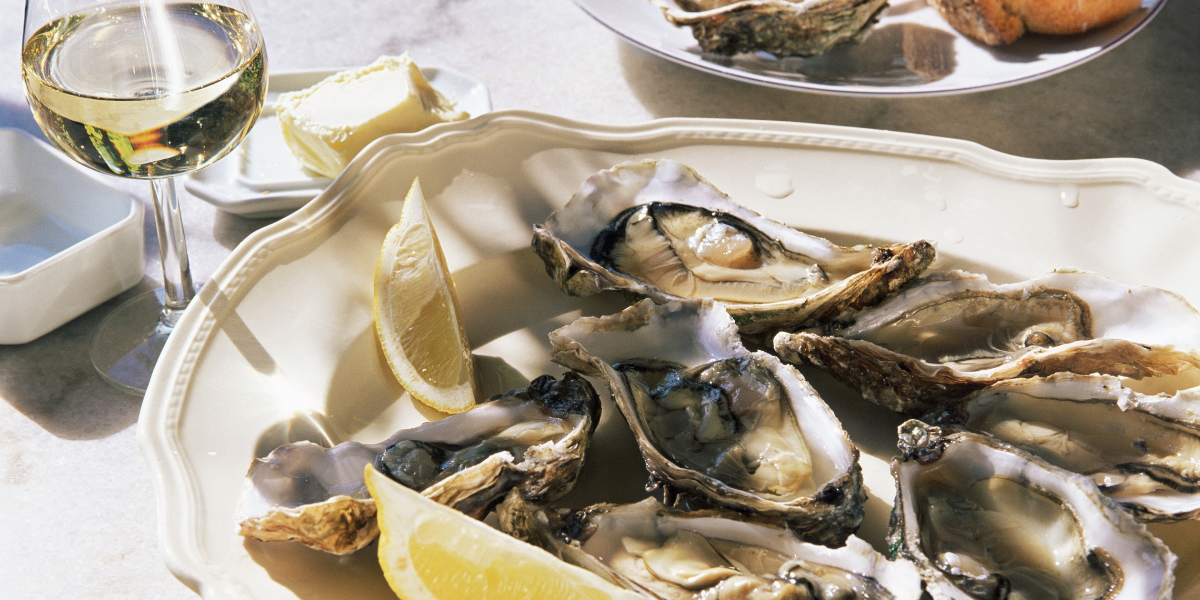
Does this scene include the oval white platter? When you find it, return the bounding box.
[140,110,1200,599]
[574,0,1167,95]
[183,66,492,218]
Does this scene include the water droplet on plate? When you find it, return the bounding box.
[944,228,964,244]
[755,170,794,199]
[1060,184,1080,208]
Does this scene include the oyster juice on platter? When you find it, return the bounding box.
[550,297,866,547]
[236,373,600,554]
[533,158,937,336]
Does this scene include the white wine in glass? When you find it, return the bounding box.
[22,0,267,393]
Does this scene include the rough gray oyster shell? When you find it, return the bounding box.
[925,373,1200,523]
[888,420,1176,600]
[496,491,927,599]
[649,0,890,57]
[773,269,1200,415]
[532,158,936,337]
[550,297,865,547]
[235,373,600,554]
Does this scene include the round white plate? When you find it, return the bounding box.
[184,66,492,218]
[575,0,1166,95]
[141,111,1200,599]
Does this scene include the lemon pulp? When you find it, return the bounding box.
[374,178,476,413]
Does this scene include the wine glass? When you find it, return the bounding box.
[21,0,267,393]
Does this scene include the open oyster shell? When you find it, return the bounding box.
[550,298,865,547]
[496,490,927,600]
[888,420,1176,600]
[533,158,936,337]
[925,373,1200,522]
[648,0,890,57]
[773,269,1200,415]
[236,373,600,554]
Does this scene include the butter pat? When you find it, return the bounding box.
[276,54,469,178]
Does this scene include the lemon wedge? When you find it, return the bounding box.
[374,179,476,413]
[364,465,639,600]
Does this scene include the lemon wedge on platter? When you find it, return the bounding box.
[364,465,639,600]
[374,179,476,413]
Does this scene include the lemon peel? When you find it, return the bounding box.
[364,465,639,600]
[374,178,476,413]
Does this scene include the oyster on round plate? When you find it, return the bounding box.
[925,373,1200,522]
[497,491,927,599]
[236,373,600,554]
[774,269,1200,415]
[551,298,864,547]
[889,420,1176,600]
[533,158,937,336]
[648,0,890,57]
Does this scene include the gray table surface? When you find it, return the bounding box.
[0,0,1197,598]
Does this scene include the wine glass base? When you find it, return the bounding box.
[90,288,185,395]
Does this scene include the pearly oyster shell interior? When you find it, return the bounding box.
[775,269,1200,415]
[236,373,600,554]
[926,373,1200,522]
[550,297,865,546]
[889,421,1176,600]
[533,158,936,336]
[497,490,927,600]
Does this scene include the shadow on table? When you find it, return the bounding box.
[0,282,157,439]
[0,200,280,441]
[0,95,145,437]
[618,0,1200,178]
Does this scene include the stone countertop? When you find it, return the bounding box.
[0,0,1197,598]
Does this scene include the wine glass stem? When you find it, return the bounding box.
[150,176,195,329]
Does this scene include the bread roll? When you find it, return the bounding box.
[926,0,1143,45]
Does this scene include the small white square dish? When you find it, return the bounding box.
[0,128,145,345]
[184,65,492,218]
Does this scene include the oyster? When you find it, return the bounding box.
[551,298,864,546]
[236,373,600,554]
[648,0,890,57]
[533,158,937,336]
[925,373,1200,522]
[889,420,1176,600]
[497,491,927,600]
[773,270,1200,415]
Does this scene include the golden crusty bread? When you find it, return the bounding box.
[926,0,1143,45]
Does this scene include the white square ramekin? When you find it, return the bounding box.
[0,128,145,344]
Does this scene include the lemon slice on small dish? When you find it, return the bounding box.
[364,465,638,600]
[374,179,476,413]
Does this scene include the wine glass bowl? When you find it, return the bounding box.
[22,2,265,178]
[21,0,267,393]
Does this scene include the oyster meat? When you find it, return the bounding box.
[889,420,1176,600]
[648,0,890,57]
[497,491,927,600]
[533,158,936,336]
[774,269,1200,415]
[551,297,865,546]
[236,373,600,554]
[926,373,1200,522]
